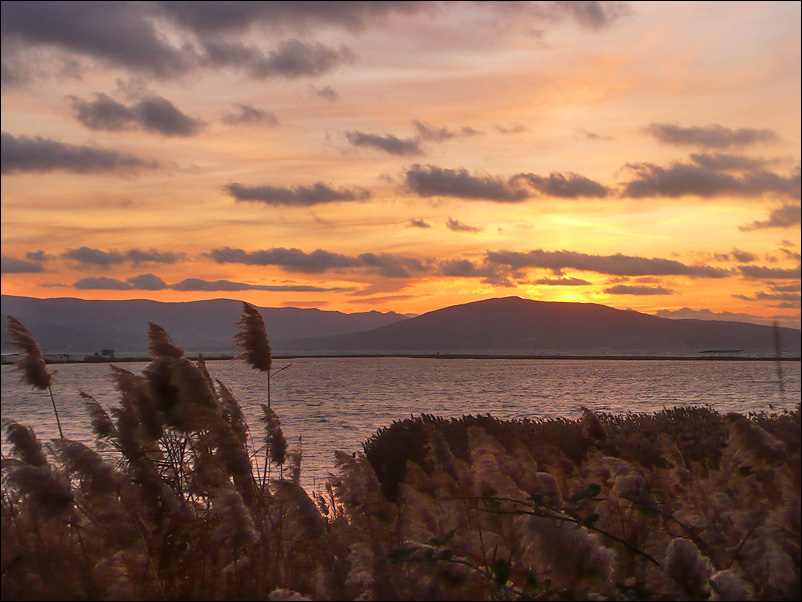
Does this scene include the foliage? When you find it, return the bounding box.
[2,316,800,600]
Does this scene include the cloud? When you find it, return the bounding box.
[486,249,728,278]
[170,279,345,292]
[345,131,423,156]
[644,123,780,149]
[1,255,45,273]
[578,129,611,141]
[740,203,802,231]
[621,159,800,199]
[61,247,184,267]
[738,265,802,280]
[207,246,434,278]
[446,217,481,232]
[309,85,339,102]
[126,273,168,290]
[1,132,160,175]
[404,164,530,202]
[73,276,135,290]
[205,39,354,79]
[412,120,483,141]
[603,284,675,295]
[513,172,609,198]
[494,124,528,135]
[357,253,431,278]
[71,272,345,292]
[207,247,363,273]
[69,93,204,136]
[711,248,758,263]
[733,290,802,303]
[534,277,591,286]
[222,104,278,126]
[406,218,432,228]
[225,182,370,206]
[1,1,194,79]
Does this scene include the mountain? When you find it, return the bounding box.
[282,296,801,356]
[0,295,409,356]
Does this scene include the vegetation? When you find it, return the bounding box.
[2,307,800,600]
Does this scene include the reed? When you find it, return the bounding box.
[2,315,799,601]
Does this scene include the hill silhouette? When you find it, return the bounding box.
[1,295,408,357]
[283,296,801,356]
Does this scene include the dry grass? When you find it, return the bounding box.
[2,313,800,600]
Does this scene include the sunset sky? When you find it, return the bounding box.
[1,1,800,327]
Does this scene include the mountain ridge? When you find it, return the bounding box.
[2,294,798,357]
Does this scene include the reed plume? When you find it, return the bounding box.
[235,302,272,374]
[147,322,184,358]
[5,316,63,438]
[3,419,48,468]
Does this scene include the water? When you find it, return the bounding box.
[2,357,799,493]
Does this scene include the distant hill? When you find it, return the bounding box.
[283,296,801,357]
[1,295,409,357]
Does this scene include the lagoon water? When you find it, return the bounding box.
[2,357,800,493]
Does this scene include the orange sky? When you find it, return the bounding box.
[1,1,800,327]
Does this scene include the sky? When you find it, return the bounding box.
[1,1,800,328]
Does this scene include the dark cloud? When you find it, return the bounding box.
[73,276,134,290]
[1,255,45,273]
[222,104,278,126]
[170,278,344,292]
[207,247,363,273]
[126,273,168,290]
[486,249,728,278]
[25,250,48,262]
[407,218,431,228]
[644,123,780,149]
[412,120,483,141]
[712,249,758,263]
[1,132,160,175]
[206,39,354,79]
[513,172,609,198]
[688,152,773,172]
[534,277,591,286]
[225,182,370,206]
[345,131,423,156]
[358,253,431,278]
[446,217,481,232]
[61,247,184,267]
[70,272,343,292]
[1,1,193,78]
[69,93,204,136]
[404,164,530,202]
[206,246,434,278]
[437,258,513,286]
[740,203,801,231]
[621,159,800,199]
[733,290,802,303]
[154,1,428,34]
[309,85,339,102]
[548,0,630,29]
[738,265,801,280]
[603,284,674,295]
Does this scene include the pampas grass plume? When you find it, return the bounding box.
[147,322,184,358]
[235,302,272,373]
[6,315,52,390]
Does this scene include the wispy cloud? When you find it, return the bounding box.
[222,104,278,126]
[446,217,481,232]
[603,284,674,295]
[61,247,185,267]
[72,273,346,292]
[740,203,801,231]
[404,164,530,202]
[644,123,779,149]
[345,131,423,156]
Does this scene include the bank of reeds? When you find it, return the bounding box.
[2,310,800,601]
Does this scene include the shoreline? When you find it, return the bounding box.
[2,352,799,365]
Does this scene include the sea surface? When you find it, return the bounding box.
[2,357,800,493]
